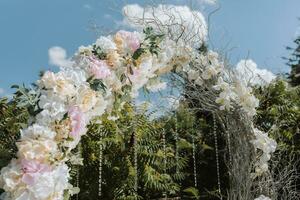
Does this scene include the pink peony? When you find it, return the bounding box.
[89,56,111,79]
[117,30,140,52]
[21,159,51,185]
[68,106,87,138]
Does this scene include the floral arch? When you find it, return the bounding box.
[0,4,277,200]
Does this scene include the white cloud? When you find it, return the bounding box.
[199,0,217,5]
[0,88,4,95]
[104,14,112,19]
[122,4,207,46]
[48,46,73,68]
[235,59,276,86]
[83,4,92,10]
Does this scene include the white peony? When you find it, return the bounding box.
[17,139,59,163]
[0,160,22,192]
[38,94,66,122]
[21,124,56,140]
[3,164,71,200]
[75,85,98,112]
[95,36,117,53]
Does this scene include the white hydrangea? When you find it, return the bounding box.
[17,139,59,163]
[75,85,98,112]
[38,71,77,101]
[21,124,56,140]
[2,164,70,200]
[0,159,22,192]
[38,94,66,122]
[95,36,117,53]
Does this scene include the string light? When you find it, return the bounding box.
[213,113,222,199]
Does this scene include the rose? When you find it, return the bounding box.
[76,85,98,112]
[89,56,111,79]
[21,159,51,186]
[68,106,87,138]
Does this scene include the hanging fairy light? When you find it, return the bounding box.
[133,131,138,197]
[175,113,179,174]
[162,126,167,199]
[192,137,197,188]
[213,113,222,199]
[76,141,82,200]
[98,128,103,198]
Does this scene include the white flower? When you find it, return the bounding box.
[214,77,233,110]
[21,124,56,140]
[78,45,93,55]
[107,115,119,121]
[18,164,70,200]
[251,128,277,174]
[38,95,66,122]
[233,81,259,117]
[75,85,98,112]
[129,58,155,97]
[254,194,271,200]
[187,69,199,81]
[89,93,108,119]
[0,159,22,192]
[38,71,77,101]
[194,77,203,85]
[251,128,277,155]
[95,36,117,53]
[202,65,219,80]
[17,139,59,163]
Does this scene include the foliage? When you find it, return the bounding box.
[0,97,27,167]
[73,103,215,200]
[285,33,300,86]
[254,80,300,198]
[132,27,164,61]
[254,80,300,153]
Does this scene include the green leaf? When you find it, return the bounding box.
[88,77,107,93]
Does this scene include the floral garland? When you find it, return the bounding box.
[0,26,276,199]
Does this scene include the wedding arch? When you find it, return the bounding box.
[0,4,277,200]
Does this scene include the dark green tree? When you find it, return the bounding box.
[286,29,300,86]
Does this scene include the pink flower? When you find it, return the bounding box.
[89,56,111,79]
[117,30,140,52]
[68,106,87,138]
[21,159,51,185]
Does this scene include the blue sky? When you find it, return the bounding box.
[0,0,299,96]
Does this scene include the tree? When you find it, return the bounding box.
[286,31,300,86]
[254,80,300,199]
